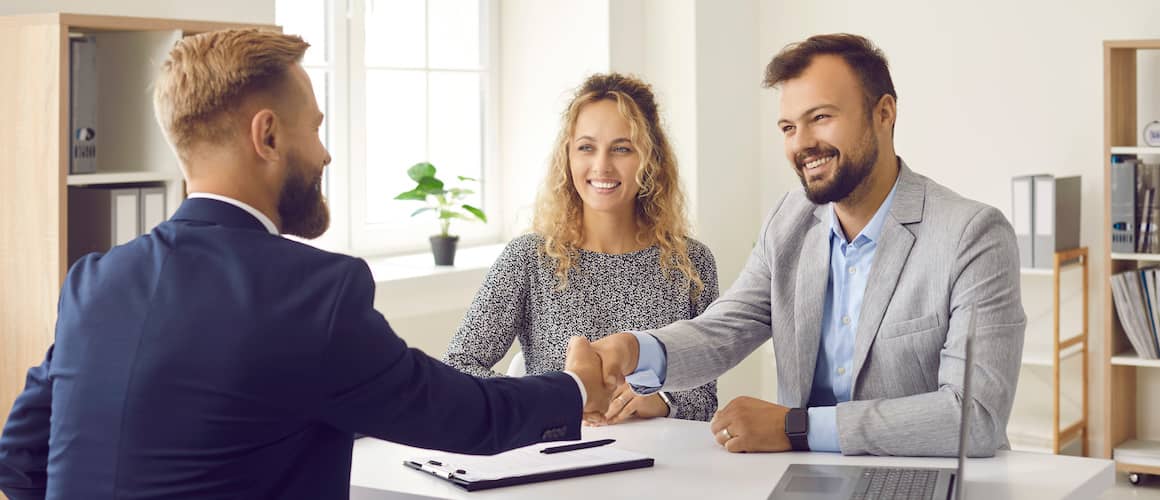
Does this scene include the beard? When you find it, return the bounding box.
[277,150,330,239]
[794,124,879,205]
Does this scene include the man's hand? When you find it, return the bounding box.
[564,336,614,417]
[598,383,669,425]
[709,396,792,453]
[589,332,640,389]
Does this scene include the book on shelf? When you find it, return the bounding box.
[1114,440,1160,467]
[1138,163,1160,253]
[1111,269,1160,359]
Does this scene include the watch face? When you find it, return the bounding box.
[786,409,808,433]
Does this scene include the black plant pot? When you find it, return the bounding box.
[429,235,459,266]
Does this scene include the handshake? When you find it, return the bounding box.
[563,333,651,424]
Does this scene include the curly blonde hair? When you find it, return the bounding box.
[532,73,703,299]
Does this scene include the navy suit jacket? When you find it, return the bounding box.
[0,198,581,499]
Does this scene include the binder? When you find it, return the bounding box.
[139,186,167,234]
[403,441,654,491]
[69,35,98,174]
[1032,175,1081,269]
[1011,175,1034,268]
[1111,158,1138,253]
[67,186,144,265]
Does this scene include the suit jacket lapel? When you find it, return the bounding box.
[850,165,925,391]
[792,204,831,406]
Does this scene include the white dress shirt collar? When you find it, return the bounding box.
[187,193,279,236]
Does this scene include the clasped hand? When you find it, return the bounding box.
[562,333,643,422]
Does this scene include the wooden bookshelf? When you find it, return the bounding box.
[0,13,276,421]
[1013,248,1089,455]
[1103,38,1160,486]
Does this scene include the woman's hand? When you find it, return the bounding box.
[587,383,670,426]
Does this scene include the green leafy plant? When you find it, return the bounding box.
[394,162,488,237]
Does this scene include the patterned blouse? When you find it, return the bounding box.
[442,233,720,421]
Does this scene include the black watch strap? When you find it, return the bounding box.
[785,407,810,451]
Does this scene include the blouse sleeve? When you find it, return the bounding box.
[441,237,535,378]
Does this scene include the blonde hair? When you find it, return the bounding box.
[532,73,703,299]
[153,29,309,160]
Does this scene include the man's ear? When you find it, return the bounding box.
[875,94,897,134]
[250,109,280,162]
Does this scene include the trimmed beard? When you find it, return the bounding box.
[795,124,879,205]
[278,151,330,239]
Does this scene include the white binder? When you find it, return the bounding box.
[1011,176,1034,268]
[139,187,167,234]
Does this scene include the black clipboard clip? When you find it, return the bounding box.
[404,460,466,482]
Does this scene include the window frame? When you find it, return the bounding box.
[279,0,501,257]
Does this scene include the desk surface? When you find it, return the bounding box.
[350,418,1113,500]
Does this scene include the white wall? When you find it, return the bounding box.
[497,0,610,238]
[0,0,273,23]
[758,0,1160,456]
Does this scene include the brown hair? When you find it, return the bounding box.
[153,29,309,160]
[764,33,896,116]
[532,73,704,299]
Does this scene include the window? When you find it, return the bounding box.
[276,0,499,255]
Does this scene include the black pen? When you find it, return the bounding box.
[540,438,616,454]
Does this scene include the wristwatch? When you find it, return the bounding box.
[785,407,810,451]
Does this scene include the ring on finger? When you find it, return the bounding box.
[720,428,733,440]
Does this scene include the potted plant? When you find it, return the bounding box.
[395,161,487,266]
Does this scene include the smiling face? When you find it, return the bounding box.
[568,99,642,219]
[777,55,880,205]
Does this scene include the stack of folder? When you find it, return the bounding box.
[1110,158,1160,254]
[1110,269,1160,359]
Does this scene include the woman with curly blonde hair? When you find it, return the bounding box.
[443,73,719,423]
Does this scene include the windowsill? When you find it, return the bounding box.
[366,243,505,283]
[366,243,505,320]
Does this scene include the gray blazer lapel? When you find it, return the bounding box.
[851,166,924,389]
[792,204,831,405]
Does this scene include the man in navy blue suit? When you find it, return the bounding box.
[0,29,612,499]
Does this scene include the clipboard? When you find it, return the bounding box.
[402,441,654,491]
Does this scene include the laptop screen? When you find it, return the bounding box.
[953,305,977,500]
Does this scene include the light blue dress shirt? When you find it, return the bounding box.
[629,179,899,453]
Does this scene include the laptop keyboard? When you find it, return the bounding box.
[851,467,940,500]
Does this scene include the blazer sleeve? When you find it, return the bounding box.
[317,258,581,455]
[0,346,54,500]
[646,198,785,392]
[835,206,1026,457]
[442,240,532,378]
[663,242,722,421]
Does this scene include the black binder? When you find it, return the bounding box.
[402,447,654,491]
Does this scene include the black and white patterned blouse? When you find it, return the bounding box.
[442,233,720,421]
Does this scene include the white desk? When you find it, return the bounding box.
[350,419,1114,499]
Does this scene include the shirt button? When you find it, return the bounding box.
[848,266,856,275]
[842,316,851,325]
[837,367,846,375]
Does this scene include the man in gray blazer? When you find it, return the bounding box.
[577,33,1025,457]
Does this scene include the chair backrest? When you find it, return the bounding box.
[506,351,527,377]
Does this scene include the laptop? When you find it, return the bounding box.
[769,306,978,500]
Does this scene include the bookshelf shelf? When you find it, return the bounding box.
[1110,353,1160,368]
[1111,252,1160,262]
[1110,146,1160,156]
[1023,340,1085,367]
[67,171,183,186]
